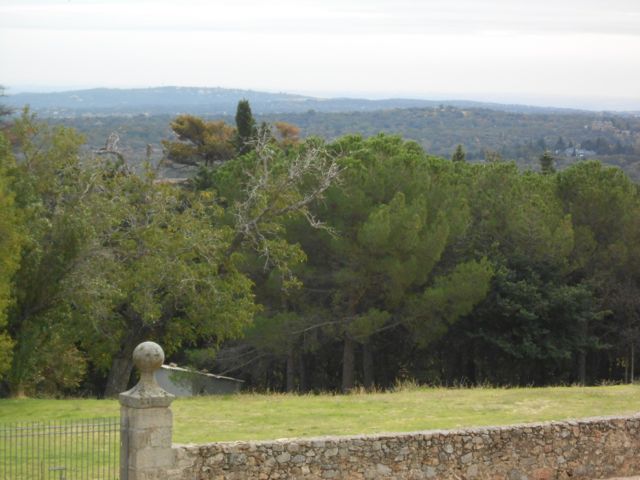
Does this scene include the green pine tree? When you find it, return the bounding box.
[452,144,466,162]
[235,99,256,155]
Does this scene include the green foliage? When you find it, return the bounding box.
[245,312,305,353]
[9,304,87,396]
[235,99,256,155]
[163,115,236,166]
[557,161,638,272]
[4,110,89,395]
[210,134,340,283]
[466,268,603,382]
[68,174,258,385]
[4,108,640,396]
[555,161,640,380]
[347,309,391,343]
[484,149,503,163]
[0,134,21,378]
[408,258,494,346]
[0,85,11,119]
[464,162,574,269]
[47,103,640,181]
[3,112,263,396]
[539,150,555,174]
[277,134,493,390]
[451,144,466,162]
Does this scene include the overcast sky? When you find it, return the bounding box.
[1,0,639,109]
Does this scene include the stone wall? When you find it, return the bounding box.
[169,414,640,480]
[117,343,639,480]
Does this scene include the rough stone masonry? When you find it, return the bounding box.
[169,414,640,480]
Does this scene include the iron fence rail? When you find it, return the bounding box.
[0,417,119,480]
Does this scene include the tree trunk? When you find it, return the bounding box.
[9,382,27,399]
[104,356,135,398]
[624,354,629,384]
[471,336,483,384]
[576,319,588,386]
[577,351,587,386]
[342,336,355,393]
[631,342,635,384]
[286,348,296,393]
[104,337,138,398]
[258,361,268,390]
[7,328,35,398]
[362,342,374,390]
[298,353,307,393]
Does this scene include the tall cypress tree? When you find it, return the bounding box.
[235,99,256,155]
[452,144,466,162]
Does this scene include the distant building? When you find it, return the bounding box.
[561,147,597,159]
[155,364,243,397]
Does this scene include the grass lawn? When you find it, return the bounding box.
[0,384,638,443]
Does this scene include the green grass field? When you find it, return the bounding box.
[1,384,639,443]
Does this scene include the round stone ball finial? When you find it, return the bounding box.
[132,341,165,374]
[120,341,174,408]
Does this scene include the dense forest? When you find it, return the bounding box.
[1,100,639,399]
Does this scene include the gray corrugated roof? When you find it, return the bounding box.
[161,364,244,383]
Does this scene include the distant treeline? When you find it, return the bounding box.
[46,105,640,179]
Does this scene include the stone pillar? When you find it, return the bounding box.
[119,341,175,480]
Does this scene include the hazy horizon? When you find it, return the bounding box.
[1,0,639,111]
[5,84,639,113]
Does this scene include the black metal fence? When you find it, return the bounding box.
[0,417,119,480]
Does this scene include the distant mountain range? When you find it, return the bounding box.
[5,86,600,117]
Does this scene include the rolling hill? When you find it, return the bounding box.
[5,86,593,117]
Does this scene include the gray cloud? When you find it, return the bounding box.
[0,0,639,36]
[1,0,639,107]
